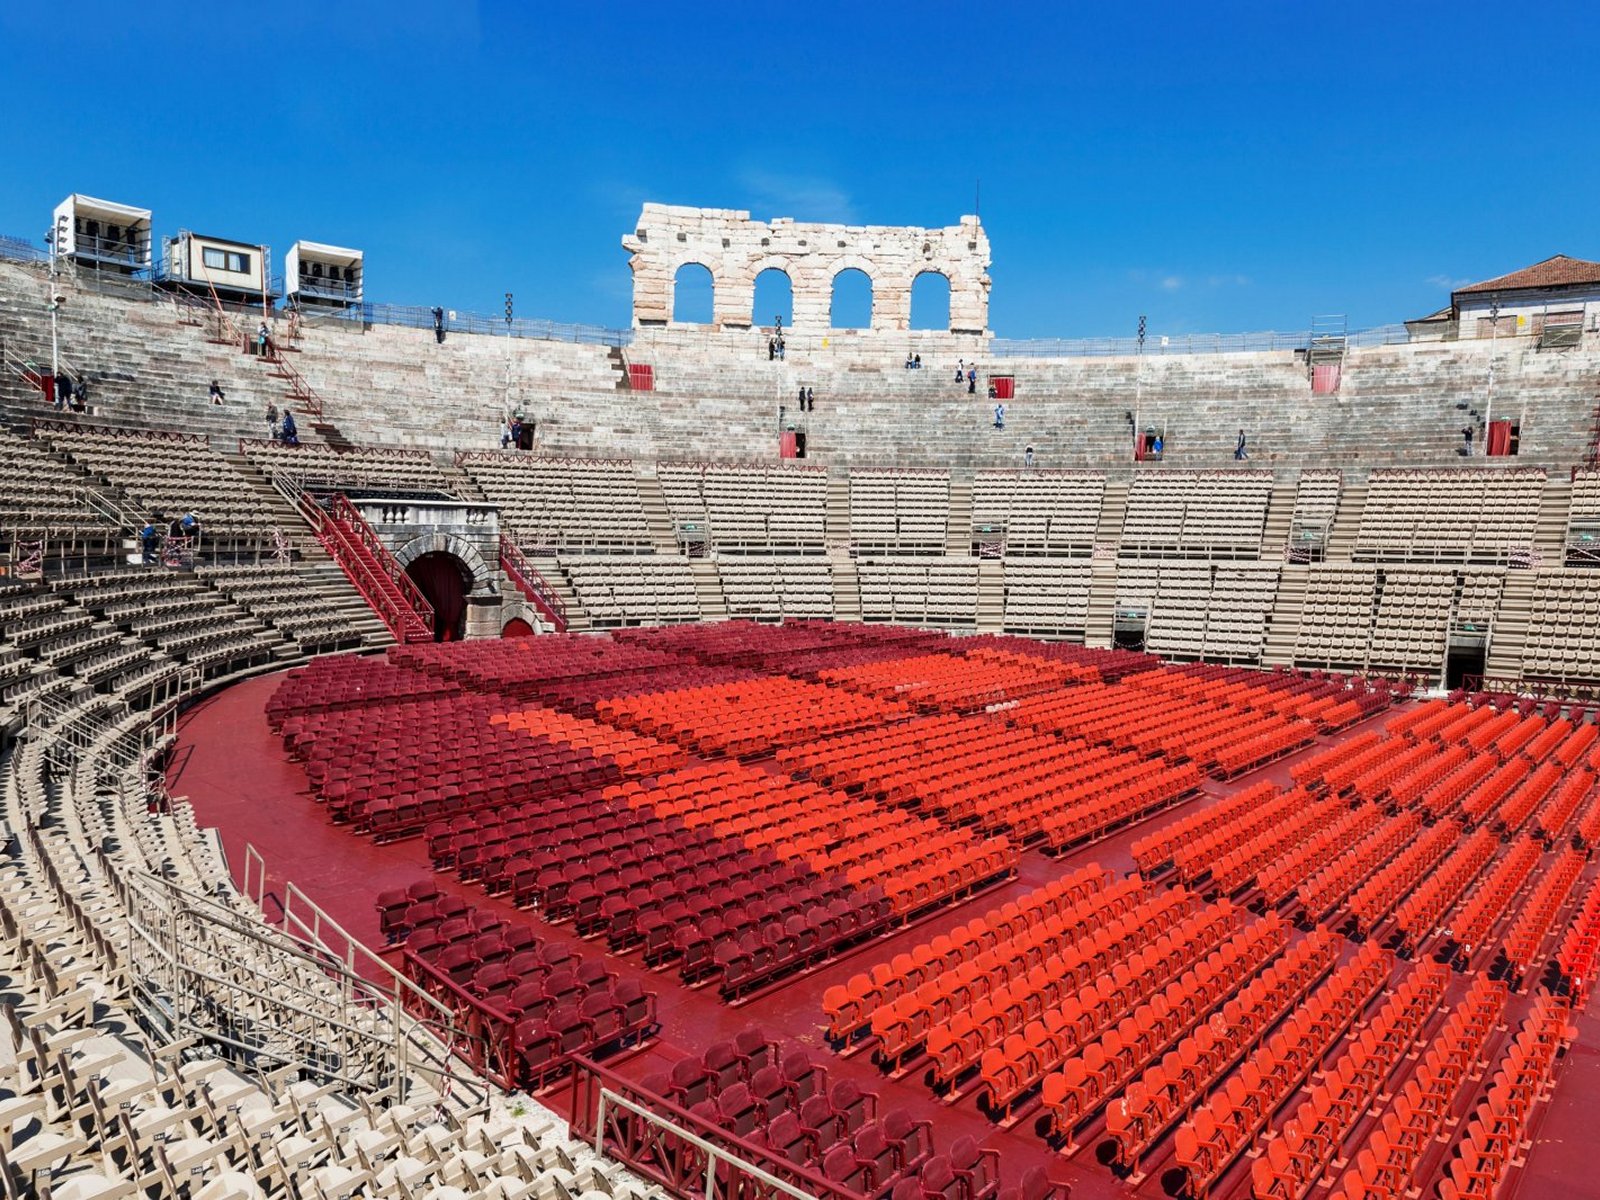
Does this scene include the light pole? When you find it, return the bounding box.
[45,215,67,381]
[1483,294,1499,456]
[1133,314,1146,460]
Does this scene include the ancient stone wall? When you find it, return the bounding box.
[622,203,990,335]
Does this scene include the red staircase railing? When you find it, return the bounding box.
[498,533,568,632]
[266,349,326,420]
[299,491,433,643]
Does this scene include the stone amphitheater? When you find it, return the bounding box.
[0,208,1598,1200]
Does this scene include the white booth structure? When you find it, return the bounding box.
[286,241,363,308]
[160,230,271,302]
[52,194,153,276]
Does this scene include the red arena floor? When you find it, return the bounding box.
[169,633,1600,1200]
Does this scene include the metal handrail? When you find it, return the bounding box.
[294,489,432,642]
[326,492,433,622]
[567,1053,866,1200]
[498,532,567,632]
[263,347,326,420]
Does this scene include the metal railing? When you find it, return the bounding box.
[499,532,568,632]
[290,484,433,641]
[991,323,1420,358]
[263,346,326,420]
[567,1053,864,1200]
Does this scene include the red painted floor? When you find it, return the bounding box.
[169,672,1600,1200]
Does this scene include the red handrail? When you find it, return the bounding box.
[328,492,434,620]
[499,533,567,632]
[300,492,433,643]
[266,350,325,420]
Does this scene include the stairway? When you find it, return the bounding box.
[945,473,974,555]
[825,471,852,548]
[689,560,727,621]
[1532,480,1571,565]
[634,467,682,554]
[1324,482,1366,560]
[222,451,317,532]
[499,535,570,632]
[831,559,861,622]
[1259,481,1297,559]
[1084,561,1117,649]
[1262,565,1308,666]
[295,563,394,647]
[531,557,589,631]
[314,497,432,642]
[975,559,1004,633]
[1096,480,1129,549]
[1484,572,1538,682]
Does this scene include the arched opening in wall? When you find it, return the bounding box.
[753,268,793,330]
[672,262,714,325]
[830,268,873,329]
[405,551,471,642]
[501,616,535,638]
[910,271,951,330]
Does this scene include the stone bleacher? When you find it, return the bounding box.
[13,257,1599,472]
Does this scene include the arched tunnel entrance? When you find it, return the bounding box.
[405,551,471,641]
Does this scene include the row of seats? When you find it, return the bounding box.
[1102,929,1345,1174]
[1251,960,1450,1200]
[636,1028,1016,1200]
[1041,912,1290,1147]
[1151,945,1393,1197]
[395,888,657,1091]
[1354,466,1546,561]
[560,556,700,626]
[1121,470,1274,557]
[657,461,829,551]
[1435,995,1572,1200]
[244,439,457,493]
[46,427,272,536]
[1324,974,1507,1200]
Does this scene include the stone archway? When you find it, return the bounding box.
[391,531,494,594]
[405,551,471,641]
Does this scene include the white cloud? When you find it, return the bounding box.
[736,168,858,223]
[1160,275,1184,292]
[1206,274,1252,288]
[1426,274,1473,290]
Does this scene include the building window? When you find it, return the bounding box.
[202,247,252,274]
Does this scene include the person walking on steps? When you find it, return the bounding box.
[209,379,225,406]
[257,322,271,358]
[968,366,977,395]
[993,401,1006,430]
[1235,429,1248,460]
[432,306,446,344]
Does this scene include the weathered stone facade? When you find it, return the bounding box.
[622,203,990,335]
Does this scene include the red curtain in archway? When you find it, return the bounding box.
[502,617,535,638]
[406,553,468,641]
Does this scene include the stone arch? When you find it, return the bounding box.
[750,259,795,330]
[671,261,716,325]
[391,531,494,595]
[829,261,876,330]
[497,597,553,636]
[910,270,952,331]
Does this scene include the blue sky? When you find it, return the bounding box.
[2,1,1595,338]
